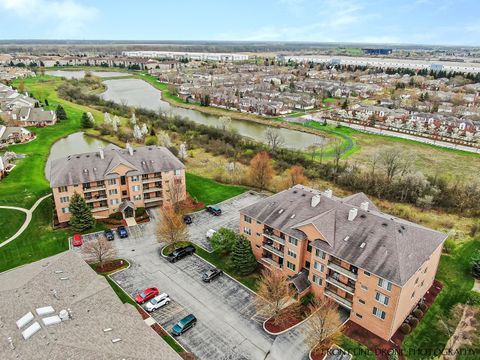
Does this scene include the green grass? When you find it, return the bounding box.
[161,335,184,353]
[186,172,246,206]
[106,277,139,308]
[0,208,26,242]
[402,239,480,359]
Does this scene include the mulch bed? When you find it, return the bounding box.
[264,304,310,334]
[95,259,127,273]
[344,280,444,360]
[136,306,150,320]
[151,322,168,336]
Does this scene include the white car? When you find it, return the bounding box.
[206,229,217,239]
[145,293,170,312]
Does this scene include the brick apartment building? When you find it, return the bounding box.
[50,144,186,224]
[239,185,446,340]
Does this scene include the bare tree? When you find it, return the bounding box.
[256,269,299,326]
[82,237,117,270]
[332,142,344,174]
[379,148,415,182]
[156,207,188,249]
[265,128,285,151]
[168,177,186,213]
[217,116,232,132]
[302,298,343,354]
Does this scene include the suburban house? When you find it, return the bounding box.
[49,144,186,224]
[239,185,446,340]
[0,125,33,145]
[5,107,57,127]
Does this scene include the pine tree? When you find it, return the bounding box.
[231,235,257,276]
[80,112,94,128]
[69,192,95,232]
[56,105,67,120]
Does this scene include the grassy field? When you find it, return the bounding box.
[0,208,26,242]
[186,172,246,205]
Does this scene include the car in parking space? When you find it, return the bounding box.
[72,234,83,247]
[117,226,128,238]
[167,245,196,263]
[183,215,193,224]
[206,205,222,216]
[104,229,115,241]
[134,287,159,304]
[202,268,223,283]
[145,293,171,312]
[171,314,197,336]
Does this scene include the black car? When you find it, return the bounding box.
[117,226,128,238]
[167,245,196,263]
[183,215,193,225]
[171,314,197,336]
[206,205,222,216]
[104,229,115,241]
[202,268,223,283]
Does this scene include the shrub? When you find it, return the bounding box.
[413,309,423,319]
[135,207,146,217]
[300,292,315,306]
[145,136,158,146]
[388,349,399,360]
[443,238,456,254]
[418,303,427,312]
[409,317,419,328]
[400,323,411,334]
[109,212,123,220]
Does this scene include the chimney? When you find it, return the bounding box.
[311,194,321,207]
[360,201,369,211]
[126,142,133,156]
[348,208,358,221]
[324,189,333,198]
[98,146,104,160]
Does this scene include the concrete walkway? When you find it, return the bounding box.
[0,194,52,248]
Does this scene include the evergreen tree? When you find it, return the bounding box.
[69,192,95,232]
[56,105,67,120]
[230,235,257,276]
[44,99,49,107]
[80,112,94,128]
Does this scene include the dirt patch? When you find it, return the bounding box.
[441,305,479,360]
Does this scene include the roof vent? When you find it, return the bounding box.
[112,338,122,343]
[293,190,297,194]
[22,322,41,340]
[324,189,333,198]
[343,236,350,242]
[360,242,366,249]
[311,194,321,207]
[301,193,306,197]
[278,209,284,214]
[348,208,358,221]
[42,315,61,326]
[59,310,69,321]
[360,201,369,211]
[83,169,88,173]
[103,328,113,333]
[16,312,34,329]
[382,222,388,227]
[290,214,296,219]
[36,306,55,316]
[54,270,63,274]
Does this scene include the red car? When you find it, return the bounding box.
[135,287,159,304]
[72,234,83,247]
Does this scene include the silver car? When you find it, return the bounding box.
[145,293,170,312]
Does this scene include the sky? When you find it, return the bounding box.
[0,0,479,46]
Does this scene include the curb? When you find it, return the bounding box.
[262,309,313,336]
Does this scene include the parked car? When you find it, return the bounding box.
[145,293,170,312]
[206,205,222,216]
[135,287,159,304]
[104,229,115,241]
[183,215,193,224]
[206,229,217,239]
[72,234,83,247]
[202,268,223,283]
[117,226,128,238]
[167,246,196,263]
[171,314,197,336]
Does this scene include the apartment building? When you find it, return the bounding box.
[239,185,446,340]
[50,144,186,224]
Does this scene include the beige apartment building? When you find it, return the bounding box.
[50,144,186,224]
[239,185,446,340]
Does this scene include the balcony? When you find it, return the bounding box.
[324,289,353,309]
[261,257,282,269]
[91,206,109,213]
[327,262,358,281]
[142,177,162,183]
[83,185,106,193]
[85,195,107,203]
[326,276,355,295]
[144,196,162,204]
[143,187,162,193]
[263,232,286,245]
[262,244,284,258]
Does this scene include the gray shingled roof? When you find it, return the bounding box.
[49,144,185,188]
[0,251,181,360]
[240,185,446,286]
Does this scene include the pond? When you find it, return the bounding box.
[45,70,130,79]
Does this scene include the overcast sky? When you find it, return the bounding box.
[0,0,479,46]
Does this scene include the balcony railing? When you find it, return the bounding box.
[262,244,284,258]
[324,289,353,309]
[143,187,162,193]
[263,232,286,245]
[144,196,162,203]
[327,262,358,281]
[142,177,162,183]
[91,206,109,213]
[85,196,107,203]
[83,185,106,193]
[326,276,355,295]
[261,257,282,269]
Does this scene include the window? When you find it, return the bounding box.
[312,274,322,286]
[288,237,298,246]
[107,179,117,185]
[142,174,149,180]
[356,313,363,319]
[244,215,252,224]
[244,227,251,235]
[174,169,181,176]
[359,299,366,304]
[361,284,368,291]
[364,271,371,277]
[131,175,140,182]
[288,249,297,259]
[375,292,389,306]
[110,199,120,205]
[133,195,142,201]
[314,261,324,272]
[307,241,312,252]
[256,220,261,224]
[315,249,326,259]
[61,207,69,214]
[109,189,118,195]
[58,186,68,193]
[287,262,296,271]
[411,291,416,298]
[378,278,392,291]
[415,277,419,285]
[132,185,141,192]
[60,196,69,204]
[121,176,126,185]
[372,307,386,320]
[420,280,424,287]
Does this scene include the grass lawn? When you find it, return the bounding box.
[161,335,184,353]
[105,277,139,308]
[0,208,26,242]
[402,239,480,359]
[186,172,246,205]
